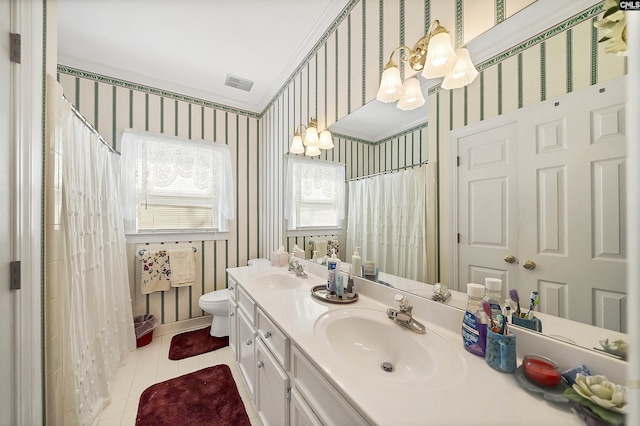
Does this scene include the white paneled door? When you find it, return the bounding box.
[518,79,627,331]
[456,77,627,332]
[1,0,13,420]
[456,122,520,291]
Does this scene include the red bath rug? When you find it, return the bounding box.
[135,364,250,426]
[168,326,229,360]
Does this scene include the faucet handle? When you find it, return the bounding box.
[394,294,411,311]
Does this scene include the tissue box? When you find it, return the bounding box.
[270,252,289,267]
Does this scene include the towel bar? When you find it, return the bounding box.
[138,247,197,257]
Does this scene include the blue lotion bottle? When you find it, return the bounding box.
[326,249,340,293]
[462,283,488,357]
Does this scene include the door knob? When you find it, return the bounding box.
[504,255,516,264]
[522,260,536,270]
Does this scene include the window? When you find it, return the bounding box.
[285,156,345,230]
[120,129,234,234]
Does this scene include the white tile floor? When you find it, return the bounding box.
[96,331,262,426]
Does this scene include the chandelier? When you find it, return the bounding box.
[289,118,333,157]
[377,20,479,110]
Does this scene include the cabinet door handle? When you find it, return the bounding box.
[263,331,272,339]
[245,339,252,346]
[230,312,235,317]
[229,286,234,291]
[257,361,264,368]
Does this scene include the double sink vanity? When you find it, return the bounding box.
[226,259,626,425]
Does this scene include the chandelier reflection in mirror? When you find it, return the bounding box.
[289,118,333,157]
[377,20,479,111]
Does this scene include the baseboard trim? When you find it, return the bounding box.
[154,316,212,337]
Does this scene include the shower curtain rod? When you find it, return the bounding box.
[345,161,428,182]
[62,95,120,156]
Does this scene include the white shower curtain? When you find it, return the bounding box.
[346,166,428,282]
[51,81,135,426]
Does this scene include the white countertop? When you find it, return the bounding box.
[228,262,606,425]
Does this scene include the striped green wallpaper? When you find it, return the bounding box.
[57,71,260,325]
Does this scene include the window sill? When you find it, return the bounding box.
[125,231,229,244]
[286,228,343,237]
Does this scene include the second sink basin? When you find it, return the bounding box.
[254,270,303,289]
[313,307,467,389]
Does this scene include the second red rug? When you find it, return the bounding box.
[168,326,229,360]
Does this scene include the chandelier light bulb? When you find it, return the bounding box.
[397,77,425,111]
[318,129,334,149]
[290,132,305,154]
[376,62,404,102]
[422,32,457,79]
[305,145,321,157]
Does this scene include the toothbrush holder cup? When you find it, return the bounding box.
[511,314,542,332]
[485,329,517,373]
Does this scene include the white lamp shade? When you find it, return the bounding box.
[290,134,305,154]
[397,78,425,111]
[442,47,479,89]
[318,129,334,149]
[303,126,319,146]
[422,32,457,79]
[305,145,321,157]
[376,65,404,103]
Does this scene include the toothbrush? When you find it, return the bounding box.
[527,292,539,319]
[509,288,521,318]
[482,300,497,331]
[497,314,507,335]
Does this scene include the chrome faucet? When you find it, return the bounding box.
[288,256,308,278]
[386,294,426,334]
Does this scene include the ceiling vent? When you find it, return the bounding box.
[225,74,254,92]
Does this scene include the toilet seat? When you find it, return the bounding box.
[199,288,228,303]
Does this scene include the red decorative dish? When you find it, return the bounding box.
[522,354,561,388]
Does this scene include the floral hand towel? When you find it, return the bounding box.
[141,250,171,294]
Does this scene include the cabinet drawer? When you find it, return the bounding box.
[228,277,238,301]
[291,345,368,426]
[237,285,256,324]
[257,307,290,370]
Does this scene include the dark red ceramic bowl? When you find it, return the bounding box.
[522,354,561,388]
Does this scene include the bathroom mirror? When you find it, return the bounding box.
[331,1,629,358]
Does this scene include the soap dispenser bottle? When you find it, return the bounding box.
[351,247,362,277]
[326,249,340,293]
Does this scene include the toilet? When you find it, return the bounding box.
[198,289,229,337]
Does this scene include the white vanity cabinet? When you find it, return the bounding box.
[290,387,322,426]
[256,338,290,426]
[228,298,238,360]
[291,345,369,426]
[228,277,238,360]
[228,273,369,426]
[237,286,257,402]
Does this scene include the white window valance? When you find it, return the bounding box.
[285,156,345,230]
[120,129,234,233]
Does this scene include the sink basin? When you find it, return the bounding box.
[313,308,467,389]
[254,271,303,289]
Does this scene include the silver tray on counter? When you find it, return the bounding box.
[311,285,359,304]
